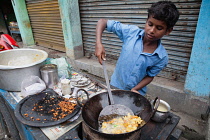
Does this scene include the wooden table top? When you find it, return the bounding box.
[141,112,180,140]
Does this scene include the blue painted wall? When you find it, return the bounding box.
[184,0,210,97]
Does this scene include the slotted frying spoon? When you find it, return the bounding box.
[98,61,134,122]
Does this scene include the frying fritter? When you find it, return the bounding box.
[101,114,145,134]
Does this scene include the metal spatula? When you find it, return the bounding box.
[98,61,134,122]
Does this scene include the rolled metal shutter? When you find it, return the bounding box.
[26,0,65,52]
[79,0,201,82]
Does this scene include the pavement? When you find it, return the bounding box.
[7,43,210,140]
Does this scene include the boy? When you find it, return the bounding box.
[95,1,179,95]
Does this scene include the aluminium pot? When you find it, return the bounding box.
[0,49,48,91]
[76,89,158,140]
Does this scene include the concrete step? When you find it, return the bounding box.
[171,110,208,140]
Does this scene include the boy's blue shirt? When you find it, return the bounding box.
[106,20,168,95]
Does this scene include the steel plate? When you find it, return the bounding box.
[14,88,80,127]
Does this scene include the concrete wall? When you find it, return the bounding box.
[184,0,210,97]
[11,0,34,46]
[58,0,83,60]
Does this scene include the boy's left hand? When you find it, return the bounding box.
[131,89,140,94]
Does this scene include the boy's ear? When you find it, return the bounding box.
[166,28,173,35]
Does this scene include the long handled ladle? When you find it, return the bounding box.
[98,61,134,122]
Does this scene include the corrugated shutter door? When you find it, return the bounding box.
[26,0,65,52]
[79,0,201,82]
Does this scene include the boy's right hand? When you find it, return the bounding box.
[95,19,108,65]
[95,43,106,65]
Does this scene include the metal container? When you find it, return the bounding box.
[40,64,59,88]
[151,99,171,122]
[0,49,48,91]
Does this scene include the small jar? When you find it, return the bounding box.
[61,79,71,95]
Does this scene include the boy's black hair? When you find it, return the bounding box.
[148,1,179,29]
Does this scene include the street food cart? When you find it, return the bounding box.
[0,71,181,140]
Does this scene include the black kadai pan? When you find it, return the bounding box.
[14,88,80,127]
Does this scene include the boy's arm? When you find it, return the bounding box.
[95,19,108,64]
[131,76,154,94]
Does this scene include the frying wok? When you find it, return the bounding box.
[78,89,158,139]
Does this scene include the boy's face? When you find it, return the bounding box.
[144,16,172,42]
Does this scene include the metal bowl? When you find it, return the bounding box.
[0,49,48,91]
